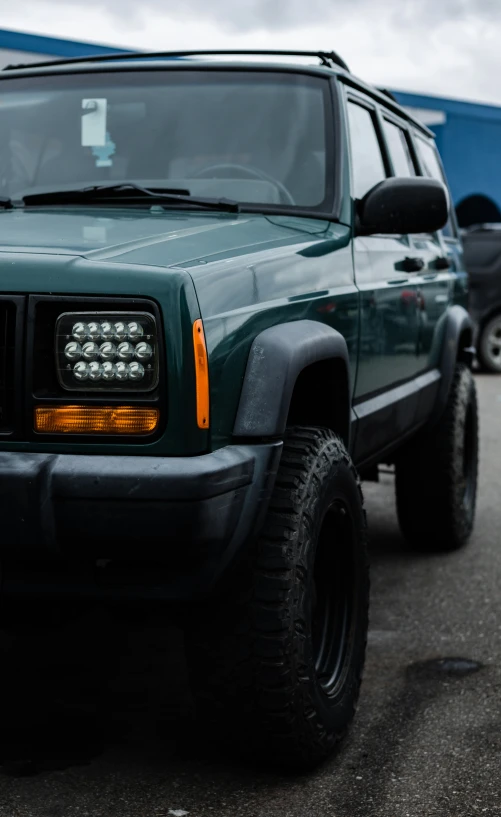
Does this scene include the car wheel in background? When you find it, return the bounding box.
[477,314,501,372]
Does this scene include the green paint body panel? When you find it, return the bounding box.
[0,207,359,454]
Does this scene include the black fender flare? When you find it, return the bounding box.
[233,320,351,445]
[430,304,475,426]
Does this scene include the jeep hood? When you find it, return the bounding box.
[0,207,331,269]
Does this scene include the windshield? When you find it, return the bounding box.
[0,69,334,212]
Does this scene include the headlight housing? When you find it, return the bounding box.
[56,312,158,392]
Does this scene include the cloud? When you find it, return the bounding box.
[5,0,501,35]
[2,0,501,104]
[160,0,501,32]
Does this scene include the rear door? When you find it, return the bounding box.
[380,116,446,375]
[410,132,460,371]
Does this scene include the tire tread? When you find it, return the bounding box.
[186,426,369,769]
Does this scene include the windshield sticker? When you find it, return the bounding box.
[81,98,107,147]
[91,132,116,168]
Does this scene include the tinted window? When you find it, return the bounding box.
[415,135,455,237]
[0,71,332,210]
[347,102,386,199]
[383,119,415,177]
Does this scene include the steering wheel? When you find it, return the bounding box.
[192,162,295,205]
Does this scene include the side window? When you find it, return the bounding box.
[347,101,386,199]
[415,135,455,238]
[382,119,416,177]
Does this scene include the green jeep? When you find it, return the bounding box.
[0,49,478,769]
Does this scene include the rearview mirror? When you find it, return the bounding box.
[356,177,449,236]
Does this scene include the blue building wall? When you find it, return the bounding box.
[392,90,501,224]
[0,27,132,59]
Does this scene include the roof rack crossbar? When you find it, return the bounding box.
[4,48,350,73]
[377,88,398,102]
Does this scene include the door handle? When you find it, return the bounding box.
[434,256,451,270]
[396,257,425,274]
[388,278,410,285]
[422,272,438,281]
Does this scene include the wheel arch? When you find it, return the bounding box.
[233,320,352,449]
[430,304,475,426]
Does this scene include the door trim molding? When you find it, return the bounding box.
[352,368,441,466]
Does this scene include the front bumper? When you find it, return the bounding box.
[0,443,282,599]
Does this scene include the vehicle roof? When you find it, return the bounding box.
[0,50,434,137]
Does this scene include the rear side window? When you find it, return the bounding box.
[382,119,415,177]
[347,101,386,199]
[415,135,455,237]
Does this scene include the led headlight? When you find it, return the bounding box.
[117,341,135,361]
[100,321,115,341]
[82,342,100,360]
[64,341,82,360]
[73,361,89,381]
[72,322,89,342]
[56,312,159,391]
[87,322,102,341]
[99,342,117,360]
[101,361,117,380]
[88,361,103,381]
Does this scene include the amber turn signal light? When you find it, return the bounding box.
[193,319,209,429]
[34,405,159,435]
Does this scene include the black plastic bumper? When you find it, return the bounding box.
[0,443,282,599]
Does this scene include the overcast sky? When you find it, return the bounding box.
[1,0,501,105]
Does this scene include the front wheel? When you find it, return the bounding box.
[185,426,369,770]
[395,363,478,550]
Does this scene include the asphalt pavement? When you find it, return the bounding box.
[1,372,500,817]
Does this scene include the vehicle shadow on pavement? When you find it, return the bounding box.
[0,480,434,781]
[0,474,483,816]
[0,605,195,777]
[363,474,442,563]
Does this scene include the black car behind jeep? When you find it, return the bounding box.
[463,223,501,372]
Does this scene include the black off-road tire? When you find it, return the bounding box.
[185,426,369,771]
[395,363,478,551]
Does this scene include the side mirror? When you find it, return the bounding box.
[356,176,449,236]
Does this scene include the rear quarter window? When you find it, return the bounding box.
[415,134,456,238]
[382,119,416,177]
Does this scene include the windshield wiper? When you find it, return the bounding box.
[0,196,13,210]
[22,183,240,213]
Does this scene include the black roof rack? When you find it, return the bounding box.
[4,48,350,73]
[377,88,398,102]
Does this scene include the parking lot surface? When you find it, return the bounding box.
[0,372,500,817]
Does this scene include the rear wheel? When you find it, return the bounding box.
[478,314,501,372]
[395,363,478,551]
[185,426,369,770]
